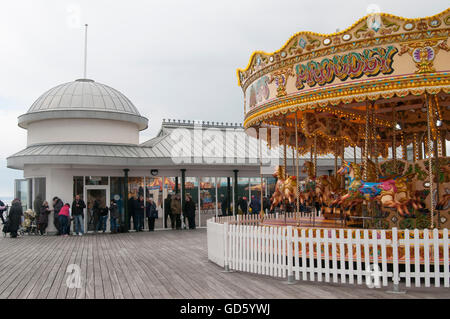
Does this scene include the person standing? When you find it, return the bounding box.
[39,201,51,235]
[97,206,108,233]
[8,199,23,238]
[58,203,71,237]
[72,195,86,236]
[220,194,228,217]
[52,197,64,235]
[238,196,248,215]
[164,194,173,229]
[135,195,145,232]
[146,197,158,231]
[170,194,182,230]
[109,199,120,233]
[128,196,136,231]
[0,199,7,224]
[92,199,100,233]
[249,195,261,215]
[183,194,196,230]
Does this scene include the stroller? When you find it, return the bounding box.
[23,209,38,235]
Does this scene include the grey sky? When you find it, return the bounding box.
[0,0,448,197]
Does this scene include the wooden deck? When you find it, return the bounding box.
[0,229,448,299]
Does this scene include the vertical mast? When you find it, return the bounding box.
[83,24,88,78]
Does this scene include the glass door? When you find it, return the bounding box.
[85,186,110,232]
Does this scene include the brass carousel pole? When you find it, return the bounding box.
[364,100,371,226]
[364,101,370,181]
[313,133,317,226]
[259,128,264,222]
[371,101,379,176]
[283,116,288,224]
[295,112,300,226]
[413,133,418,163]
[425,93,435,228]
[393,107,397,174]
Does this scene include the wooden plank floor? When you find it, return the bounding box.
[0,229,448,299]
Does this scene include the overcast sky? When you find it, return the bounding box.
[0,0,448,198]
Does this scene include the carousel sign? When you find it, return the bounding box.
[294,46,398,90]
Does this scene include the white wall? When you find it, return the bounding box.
[27,118,139,146]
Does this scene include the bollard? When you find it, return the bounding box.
[387,283,406,294]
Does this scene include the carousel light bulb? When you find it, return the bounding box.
[395,123,402,130]
[436,120,442,127]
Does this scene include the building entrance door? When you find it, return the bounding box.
[85,186,110,232]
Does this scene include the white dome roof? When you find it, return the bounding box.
[18,79,148,130]
[27,78,141,115]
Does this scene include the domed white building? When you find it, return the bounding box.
[7,78,339,234]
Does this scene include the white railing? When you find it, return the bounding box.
[207,218,450,288]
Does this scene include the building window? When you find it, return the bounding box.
[33,177,46,213]
[73,176,84,199]
[15,179,29,210]
[85,176,108,186]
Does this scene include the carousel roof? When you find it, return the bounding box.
[237,9,450,156]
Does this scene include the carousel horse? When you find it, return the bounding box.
[300,161,316,205]
[315,175,342,208]
[334,160,421,216]
[270,166,297,210]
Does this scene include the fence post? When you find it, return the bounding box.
[388,227,405,294]
[222,222,233,273]
[285,226,295,284]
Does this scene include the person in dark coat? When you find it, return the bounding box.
[72,195,86,236]
[249,195,261,215]
[183,194,196,229]
[238,197,248,215]
[92,199,101,233]
[146,197,158,231]
[135,195,145,231]
[164,194,172,229]
[8,199,23,238]
[128,196,136,231]
[109,199,120,233]
[220,194,228,216]
[52,197,63,235]
[39,201,51,235]
[0,200,7,224]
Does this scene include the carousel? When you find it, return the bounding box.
[237,9,450,232]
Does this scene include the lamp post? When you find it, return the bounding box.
[123,168,129,232]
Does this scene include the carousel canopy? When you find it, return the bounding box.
[237,9,450,157]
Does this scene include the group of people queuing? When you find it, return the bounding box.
[162,193,196,230]
[0,191,202,238]
[236,195,271,215]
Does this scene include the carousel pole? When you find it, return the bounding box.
[433,96,441,227]
[364,101,370,181]
[364,100,371,225]
[371,100,379,176]
[283,117,288,223]
[425,93,435,228]
[258,128,264,222]
[393,107,397,174]
[353,145,357,164]
[413,133,418,163]
[295,112,300,225]
[313,133,317,226]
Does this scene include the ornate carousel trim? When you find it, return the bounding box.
[237,8,450,89]
[243,75,450,128]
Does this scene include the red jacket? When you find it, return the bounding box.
[59,205,70,217]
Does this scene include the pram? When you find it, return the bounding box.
[23,209,38,235]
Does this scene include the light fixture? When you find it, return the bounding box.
[436,120,442,127]
[395,123,402,130]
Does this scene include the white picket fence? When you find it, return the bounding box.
[207,218,450,288]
